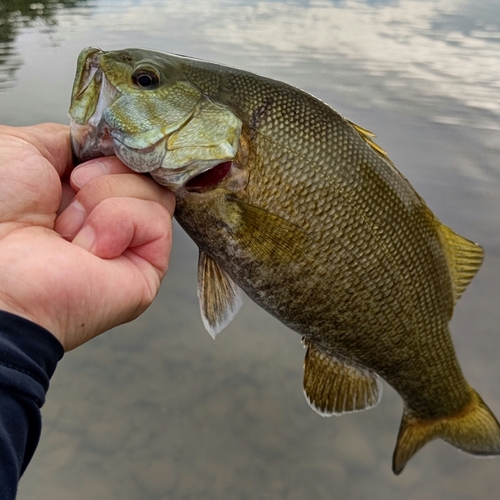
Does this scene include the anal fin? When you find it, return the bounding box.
[198,251,243,339]
[303,340,382,416]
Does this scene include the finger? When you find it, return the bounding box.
[58,182,76,215]
[55,173,175,240]
[71,156,140,191]
[0,123,73,178]
[73,197,173,277]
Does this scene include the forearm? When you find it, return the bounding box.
[0,311,63,499]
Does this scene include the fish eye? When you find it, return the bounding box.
[131,68,160,89]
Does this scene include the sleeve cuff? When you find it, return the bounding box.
[0,310,64,407]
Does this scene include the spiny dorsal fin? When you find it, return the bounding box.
[437,224,484,304]
[303,340,382,416]
[198,251,243,339]
[347,119,395,166]
[227,197,309,264]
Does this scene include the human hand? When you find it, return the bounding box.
[0,123,175,351]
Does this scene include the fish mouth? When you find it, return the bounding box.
[69,48,119,163]
[70,47,102,108]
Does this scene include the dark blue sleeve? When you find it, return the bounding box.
[0,311,64,499]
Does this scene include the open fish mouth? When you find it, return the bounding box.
[69,119,115,165]
[69,50,118,163]
[68,47,242,191]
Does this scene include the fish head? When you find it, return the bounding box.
[69,47,242,190]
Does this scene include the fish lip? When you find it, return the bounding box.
[88,71,118,127]
[69,50,119,163]
[70,47,103,107]
[74,51,101,101]
[70,119,115,163]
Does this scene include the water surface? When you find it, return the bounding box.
[1,1,499,499]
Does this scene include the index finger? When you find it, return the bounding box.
[0,123,74,178]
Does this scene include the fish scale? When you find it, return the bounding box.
[69,47,500,474]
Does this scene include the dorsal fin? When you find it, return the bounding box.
[303,340,382,416]
[437,224,484,304]
[347,119,395,166]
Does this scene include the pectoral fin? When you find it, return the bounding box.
[227,198,309,265]
[303,340,382,416]
[198,251,243,339]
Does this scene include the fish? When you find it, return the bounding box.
[68,47,500,474]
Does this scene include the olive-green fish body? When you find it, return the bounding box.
[69,48,500,474]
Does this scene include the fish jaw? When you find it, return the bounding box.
[68,47,242,191]
[69,48,115,162]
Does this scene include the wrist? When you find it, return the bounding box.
[0,297,63,348]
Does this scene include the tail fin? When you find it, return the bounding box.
[393,389,500,475]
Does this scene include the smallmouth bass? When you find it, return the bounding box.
[69,47,500,474]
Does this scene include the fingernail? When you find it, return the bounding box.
[72,225,96,251]
[72,160,109,189]
[57,200,86,239]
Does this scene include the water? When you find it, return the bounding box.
[1,1,499,498]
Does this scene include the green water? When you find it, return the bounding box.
[1,1,499,498]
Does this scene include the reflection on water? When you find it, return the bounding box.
[0,1,499,500]
[0,0,90,90]
[2,0,500,131]
[53,0,500,129]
